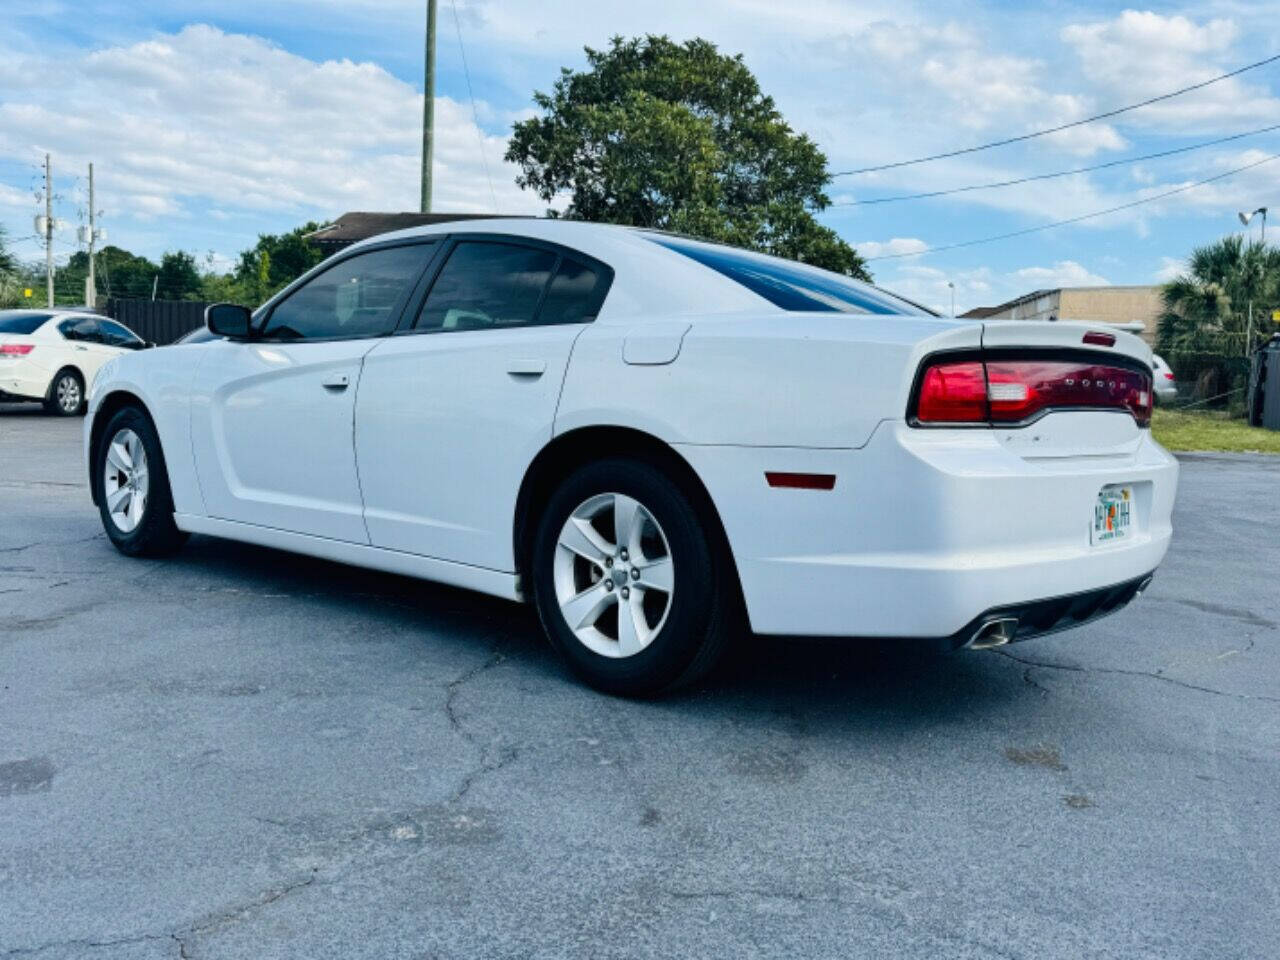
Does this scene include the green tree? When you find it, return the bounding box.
[93,246,160,300]
[506,35,868,279]
[0,225,15,277]
[1158,235,1280,402]
[155,251,203,300]
[234,222,326,302]
[0,226,23,307]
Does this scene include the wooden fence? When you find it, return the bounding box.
[105,298,210,345]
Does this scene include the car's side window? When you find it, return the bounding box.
[537,256,608,326]
[99,320,142,348]
[59,318,102,343]
[416,241,557,332]
[261,243,434,341]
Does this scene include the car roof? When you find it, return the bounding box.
[345,218,770,320]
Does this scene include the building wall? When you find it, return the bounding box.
[1059,287,1162,345]
[983,287,1161,345]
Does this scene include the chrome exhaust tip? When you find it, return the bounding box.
[1134,575,1155,598]
[965,616,1019,651]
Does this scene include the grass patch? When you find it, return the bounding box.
[1152,408,1280,454]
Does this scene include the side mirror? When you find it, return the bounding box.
[206,303,254,339]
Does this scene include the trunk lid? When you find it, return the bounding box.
[980,320,1153,462]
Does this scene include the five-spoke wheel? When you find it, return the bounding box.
[554,492,676,658]
[532,457,734,696]
[103,428,150,533]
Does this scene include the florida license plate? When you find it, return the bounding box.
[1092,485,1133,545]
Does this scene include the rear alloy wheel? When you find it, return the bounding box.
[46,370,84,416]
[532,458,734,696]
[94,406,188,557]
[553,492,676,659]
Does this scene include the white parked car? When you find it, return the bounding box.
[84,220,1177,695]
[1151,353,1178,403]
[0,309,149,415]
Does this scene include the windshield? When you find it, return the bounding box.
[0,312,53,335]
[647,235,934,316]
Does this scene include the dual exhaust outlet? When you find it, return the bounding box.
[962,574,1155,652]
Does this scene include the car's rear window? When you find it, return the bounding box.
[0,313,53,334]
[647,235,932,316]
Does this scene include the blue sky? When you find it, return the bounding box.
[2,0,1278,311]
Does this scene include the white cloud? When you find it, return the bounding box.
[1062,11,1280,131]
[0,24,543,245]
[856,237,928,259]
[1012,260,1110,289]
[878,260,1111,315]
[1155,257,1185,283]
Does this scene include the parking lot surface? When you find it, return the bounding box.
[2,404,1278,959]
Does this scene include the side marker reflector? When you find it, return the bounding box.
[765,472,836,490]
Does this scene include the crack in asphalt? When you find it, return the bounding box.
[994,649,1280,704]
[1,869,322,958]
[443,640,518,803]
[1,933,173,958]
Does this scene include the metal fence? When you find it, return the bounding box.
[105,298,209,345]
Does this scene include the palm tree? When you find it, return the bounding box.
[1157,235,1280,400]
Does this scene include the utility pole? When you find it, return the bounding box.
[420,0,437,213]
[87,163,97,309]
[44,153,53,308]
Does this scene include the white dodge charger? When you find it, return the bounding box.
[84,219,1177,694]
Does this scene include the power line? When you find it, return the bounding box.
[450,0,499,212]
[862,153,1280,262]
[834,51,1280,176]
[834,123,1280,205]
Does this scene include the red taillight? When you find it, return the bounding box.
[0,344,35,356]
[1164,372,1176,380]
[913,356,1152,427]
[915,361,988,423]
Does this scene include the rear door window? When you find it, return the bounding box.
[537,257,609,326]
[416,241,557,332]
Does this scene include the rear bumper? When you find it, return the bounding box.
[676,417,1177,638]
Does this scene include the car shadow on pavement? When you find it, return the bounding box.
[152,532,1021,733]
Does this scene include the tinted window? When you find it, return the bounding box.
[417,241,556,332]
[99,320,142,348]
[538,257,606,325]
[648,235,932,316]
[263,243,433,340]
[59,318,103,343]
[0,313,52,334]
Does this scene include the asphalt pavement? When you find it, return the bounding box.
[2,403,1278,959]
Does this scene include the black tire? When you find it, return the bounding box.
[94,405,189,557]
[531,457,735,697]
[44,368,85,416]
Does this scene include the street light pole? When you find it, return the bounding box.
[420,0,437,214]
[1238,207,1267,243]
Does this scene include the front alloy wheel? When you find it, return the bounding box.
[95,405,188,558]
[103,428,150,533]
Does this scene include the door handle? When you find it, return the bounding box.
[322,373,350,391]
[506,359,546,377]
[74,345,88,352]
